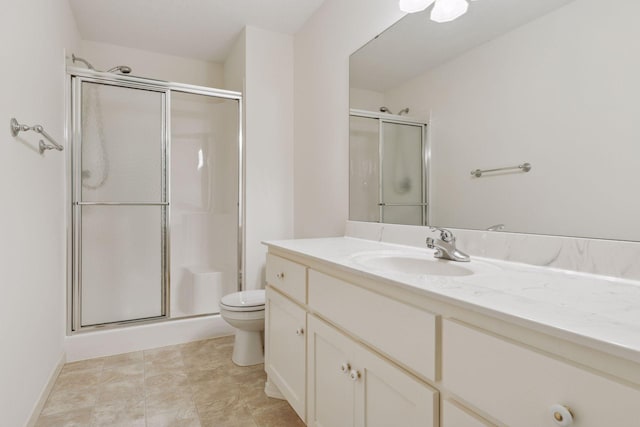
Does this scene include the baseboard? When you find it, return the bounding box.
[26,352,66,427]
[264,378,286,400]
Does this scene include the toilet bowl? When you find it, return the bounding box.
[220,289,266,366]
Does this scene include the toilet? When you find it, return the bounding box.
[219,289,266,366]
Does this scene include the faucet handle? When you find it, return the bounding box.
[429,227,454,243]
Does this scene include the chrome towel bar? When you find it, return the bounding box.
[10,117,64,154]
[471,162,531,178]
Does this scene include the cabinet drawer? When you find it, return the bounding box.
[442,319,640,427]
[308,270,438,381]
[266,254,307,304]
[442,399,494,427]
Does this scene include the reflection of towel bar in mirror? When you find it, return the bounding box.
[471,162,531,178]
[378,203,429,207]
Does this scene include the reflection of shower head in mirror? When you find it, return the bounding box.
[380,106,410,116]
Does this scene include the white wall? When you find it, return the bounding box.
[383,0,640,241]
[293,0,404,238]
[349,87,385,112]
[79,40,224,87]
[244,27,295,289]
[0,0,79,425]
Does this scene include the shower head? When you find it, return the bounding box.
[379,106,393,114]
[398,108,410,116]
[106,65,132,74]
[72,54,95,70]
[71,54,131,74]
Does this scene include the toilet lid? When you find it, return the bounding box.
[220,290,265,311]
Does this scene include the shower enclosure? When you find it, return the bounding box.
[67,67,243,332]
[349,109,428,225]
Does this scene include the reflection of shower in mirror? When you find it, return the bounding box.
[379,106,410,116]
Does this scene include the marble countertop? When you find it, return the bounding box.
[264,237,640,364]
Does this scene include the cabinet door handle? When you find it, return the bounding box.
[276,272,285,279]
[349,369,361,381]
[295,327,304,336]
[549,404,574,426]
[340,363,351,373]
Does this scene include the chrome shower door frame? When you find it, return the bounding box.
[348,109,430,226]
[67,67,244,333]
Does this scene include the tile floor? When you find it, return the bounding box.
[36,336,305,427]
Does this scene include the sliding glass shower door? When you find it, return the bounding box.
[69,70,243,332]
[73,79,168,327]
[349,111,428,226]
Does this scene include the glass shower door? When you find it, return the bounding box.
[380,122,425,225]
[74,80,167,327]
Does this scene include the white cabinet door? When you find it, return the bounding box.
[265,287,307,421]
[308,315,438,427]
[355,339,438,427]
[308,315,357,427]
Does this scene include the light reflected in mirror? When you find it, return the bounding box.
[349,0,640,241]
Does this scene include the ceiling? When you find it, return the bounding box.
[350,0,576,92]
[69,0,326,62]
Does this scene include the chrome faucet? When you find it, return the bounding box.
[426,227,470,262]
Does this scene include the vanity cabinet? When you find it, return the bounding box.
[265,254,308,422]
[441,399,495,427]
[307,315,439,427]
[264,245,640,427]
[442,319,640,427]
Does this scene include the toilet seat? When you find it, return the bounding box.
[220,290,265,312]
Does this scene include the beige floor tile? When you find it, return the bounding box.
[52,370,102,391]
[146,404,201,427]
[102,351,143,370]
[145,370,190,390]
[251,401,306,427]
[91,397,145,426]
[100,363,145,386]
[145,385,195,413]
[35,407,93,427]
[59,358,104,375]
[145,353,185,377]
[199,402,258,427]
[145,345,183,361]
[40,386,99,416]
[96,378,145,404]
[36,336,305,427]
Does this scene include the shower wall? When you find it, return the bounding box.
[170,92,239,318]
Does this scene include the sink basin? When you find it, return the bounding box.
[349,251,474,277]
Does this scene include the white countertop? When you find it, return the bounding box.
[264,237,640,364]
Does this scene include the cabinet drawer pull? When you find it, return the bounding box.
[340,363,351,373]
[549,404,573,426]
[349,369,361,381]
[276,272,285,279]
[296,327,304,336]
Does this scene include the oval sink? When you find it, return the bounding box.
[349,251,474,277]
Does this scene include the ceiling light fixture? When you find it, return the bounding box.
[431,0,469,22]
[398,0,435,14]
[399,0,476,23]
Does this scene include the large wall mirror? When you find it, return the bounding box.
[349,0,640,241]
